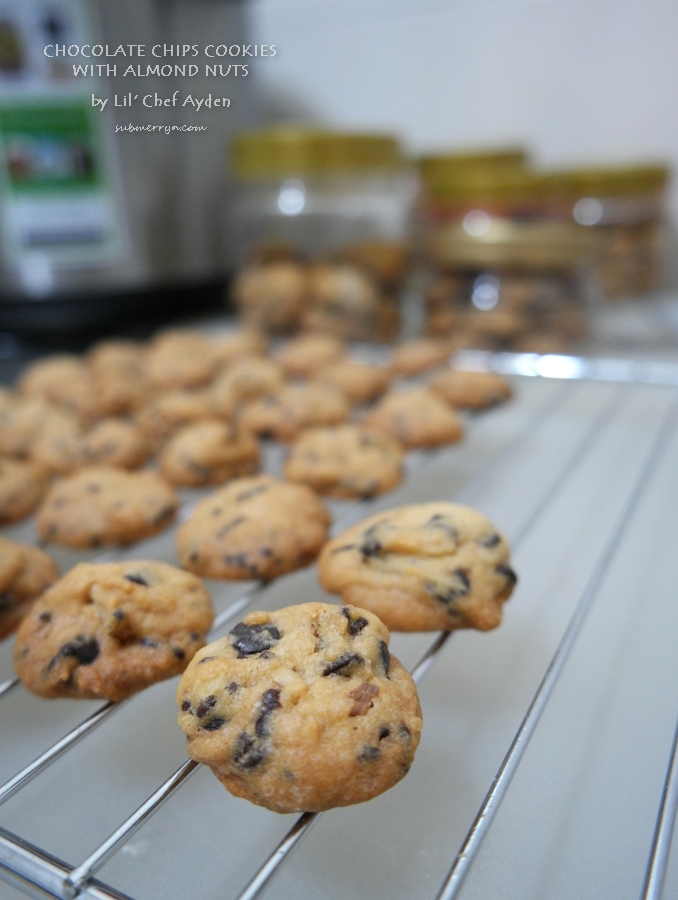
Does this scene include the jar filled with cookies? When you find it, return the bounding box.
[225,127,416,339]
[544,164,671,300]
[422,219,593,354]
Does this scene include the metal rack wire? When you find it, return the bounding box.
[1,353,678,900]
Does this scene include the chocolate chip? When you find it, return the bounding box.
[139,637,158,648]
[229,622,281,656]
[225,553,248,569]
[359,746,381,762]
[235,484,269,502]
[496,564,517,585]
[216,515,246,539]
[342,608,369,635]
[60,636,100,666]
[361,538,382,558]
[379,641,390,675]
[260,547,273,558]
[233,732,265,769]
[202,717,226,731]
[480,533,501,548]
[173,647,186,660]
[196,695,217,717]
[189,632,200,641]
[189,550,199,563]
[331,544,355,555]
[181,699,191,711]
[426,513,459,539]
[348,683,379,716]
[38,611,52,623]
[124,573,148,586]
[226,681,239,693]
[255,688,281,737]
[323,652,364,676]
[379,726,391,740]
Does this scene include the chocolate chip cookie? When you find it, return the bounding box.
[318,502,517,632]
[238,383,350,442]
[14,560,214,701]
[429,369,513,409]
[0,537,59,640]
[0,456,50,524]
[361,388,465,448]
[176,602,422,813]
[315,359,392,405]
[274,333,346,378]
[176,474,331,580]
[390,338,451,376]
[159,420,261,487]
[37,467,178,548]
[284,425,405,499]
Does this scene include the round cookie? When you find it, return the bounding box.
[14,560,214,701]
[176,601,422,813]
[144,329,219,391]
[159,420,261,487]
[211,330,268,367]
[315,359,392,405]
[232,262,308,334]
[274,333,346,378]
[428,369,513,410]
[37,467,178,549]
[0,456,50,524]
[30,415,153,475]
[0,395,56,457]
[208,358,286,418]
[0,537,59,640]
[135,389,215,443]
[284,425,405,499]
[317,502,517,632]
[361,387,465,448]
[238,383,349,442]
[177,474,331,580]
[390,338,451,376]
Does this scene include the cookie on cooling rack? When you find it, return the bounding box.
[0,537,59,640]
[159,420,261,487]
[14,560,214,701]
[176,474,331,580]
[317,502,517,632]
[284,424,405,499]
[361,388,465,449]
[176,601,422,813]
[36,466,178,548]
[0,456,50,524]
[314,359,392,405]
[238,383,350,442]
[428,369,513,410]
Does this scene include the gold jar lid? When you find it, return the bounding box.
[421,168,552,207]
[428,220,593,270]
[418,147,528,185]
[230,127,404,178]
[544,164,670,199]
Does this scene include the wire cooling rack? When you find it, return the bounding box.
[1,351,678,900]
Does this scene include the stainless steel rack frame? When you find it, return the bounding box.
[1,350,677,900]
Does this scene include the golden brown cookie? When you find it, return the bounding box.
[238,383,350,442]
[0,456,50,524]
[211,330,268,367]
[176,602,422,813]
[315,359,392,405]
[284,425,404,499]
[390,339,451,376]
[361,388,465,448]
[159,420,261,487]
[14,560,214,701]
[274,333,346,378]
[144,329,219,391]
[428,369,513,409]
[318,502,517,632]
[0,395,56,457]
[135,389,215,443]
[208,358,286,418]
[176,474,330,580]
[0,537,59,640]
[37,467,178,549]
[232,262,308,334]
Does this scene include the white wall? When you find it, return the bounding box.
[246,0,678,221]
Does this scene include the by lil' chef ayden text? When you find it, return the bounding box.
[92,92,230,111]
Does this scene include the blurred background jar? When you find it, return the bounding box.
[225,127,416,340]
[544,164,671,301]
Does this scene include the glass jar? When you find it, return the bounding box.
[422,219,593,354]
[224,127,416,339]
[545,164,670,300]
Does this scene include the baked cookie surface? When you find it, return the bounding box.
[390,338,451,376]
[315,359,392,405]
[284,425,404,499]
[176,474,331,580]
[429,369,513,409]
[318,502,517,632]
[159,420,260,487]
[274,333,346,377]
[0,537,59,640]
[14,560,214,701]
[37,467,178,548]
[361,388,465,448]
[176,602,422,813]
